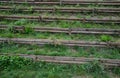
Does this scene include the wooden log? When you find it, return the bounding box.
[0,53,120,67]
[0,38,119,47]
[0,6,120,13]
[0,15,120,23]
[0,25,120,35]
[0,1,120,5]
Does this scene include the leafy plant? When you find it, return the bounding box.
[0,56,32,70]
[14,19,28,25]
[4,33,14,38]
[8,25,34,34]
[8,26,17,33]
[24,26,34,34]
[100,35,112,42]
[28,6,34,13]
[11,5,21,13]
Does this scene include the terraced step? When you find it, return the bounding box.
[0,15,120,23]
[0,38,119,47]
[0,6,120,13]
[0,0,120,6]
[0,25,120,35]
[0,53,120,67]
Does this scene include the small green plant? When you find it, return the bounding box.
[11,5,21,13]
[5,33,14,38]
[100,35,112,42]
[14,19,28,25]
[24,26,34,34]
[75,3,80,7]
[8,26,16,33]
[28,6,34,13]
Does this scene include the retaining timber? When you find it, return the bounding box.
[0,25,120,35]
[0,15,120,23]
[0,0,120,6]
[0,53,120,67]
[0,6,120,13]
[0,38,120,47]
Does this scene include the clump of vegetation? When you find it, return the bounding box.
[0,56,32,71]
[84,61,104,73]
[24,26,34,34]
[100,35,112,42]
[28,6,34,13]
[8,26,16,33]
[0,56,119,78]
[13,19,34,34]
[8,25,34,34]
[112,67,120,76]
[83,61,109,78]
[14,19,28,25]
[3,33,14,38]
[11,5,21,13]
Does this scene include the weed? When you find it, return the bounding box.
[8,26,18,33]
[14,19,28,25]
[100,35,112,42]
[11,5,21,13]
[3,33,14,38]
[0,56,32,70]
[24,26,34,34]
[0,56,119,78]
[28,6,34,13]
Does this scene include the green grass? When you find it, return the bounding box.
[0,55,120,78]
[1,19,120,29]
[0,20,119,42]
[0,43,120,59]
[0,1,120,78]
[0,30,119,42]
